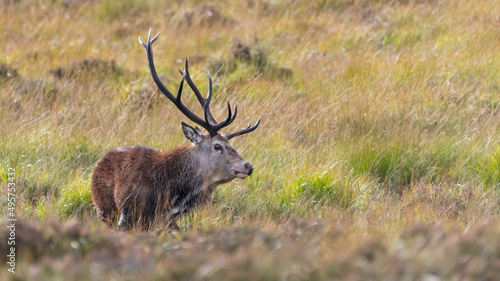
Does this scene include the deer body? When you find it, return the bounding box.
[91,29,260,231]
[92,132,252,230]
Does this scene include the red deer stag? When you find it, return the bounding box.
[91,30,260,231]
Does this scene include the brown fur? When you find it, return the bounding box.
[91,126,253,231]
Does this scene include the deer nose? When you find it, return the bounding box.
[245,163,254,175]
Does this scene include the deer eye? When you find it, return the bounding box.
[214,144,222,151]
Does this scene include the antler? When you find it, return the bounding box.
[223,119,261,140]
[139,29,260,138]
[177,59,238,131]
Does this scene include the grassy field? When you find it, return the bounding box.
[1,0,500,279]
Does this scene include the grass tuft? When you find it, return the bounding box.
[475,145,500,191]
[292,172,357,208]
[57,173,94,218]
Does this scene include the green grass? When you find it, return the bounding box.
[56,172,93,218]
[476,145,500,190]
[1,0,500,279]
[347,140,465,188]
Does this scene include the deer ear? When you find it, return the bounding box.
[182,122,203,144]
[194,127,205,135]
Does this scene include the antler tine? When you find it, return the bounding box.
[209,99,236,131]
[228,103,238,125]
[224,118,261,140]
[179,59,238,131]
[202,72,240,130]
[138,28,160,50]
[205,70,215,122]
[183,59,218,125]
[176,72,186,101]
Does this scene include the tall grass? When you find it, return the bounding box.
[1,0,500,278]
[1,0,499,222]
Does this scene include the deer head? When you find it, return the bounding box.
[139,29,261,181]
